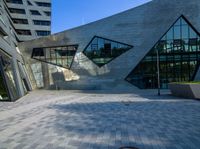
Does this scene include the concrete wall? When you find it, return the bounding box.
[169,83,200,99]
[19,0,200,90]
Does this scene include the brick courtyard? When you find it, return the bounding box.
[0,90,200,149]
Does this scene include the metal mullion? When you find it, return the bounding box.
[165,52,168,87]
[151,54,154,89]
[55,48,58,65]
[188,53,191,80]
[50,49,52,63]
[188,25,193,80]
[61,47,63,66]
[67,46,69,68]
[44,48,47,61]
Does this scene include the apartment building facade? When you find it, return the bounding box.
[6,0,51,41]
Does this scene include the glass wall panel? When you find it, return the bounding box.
[126,16,200,89]
[32,45,78,69]
[17,62,31,94]
[83,36,133,67]
[0,72,9,100]
[182,25,189,39]
[0,50,18,101]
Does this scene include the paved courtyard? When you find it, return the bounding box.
[0,90,200,149]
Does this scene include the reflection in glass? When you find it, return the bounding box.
[0,72,9,100]
[32,45,78,69]
[126,16,200,89]
[83,36,133,67]
[17,62,30,94]
[0,50,18,101]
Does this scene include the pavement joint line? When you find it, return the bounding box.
[0,95,89,142]
[0,90,200,148]
[0,95,78,121]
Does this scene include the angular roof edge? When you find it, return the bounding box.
[52,0,153,35]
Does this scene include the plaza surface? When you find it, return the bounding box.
[0,90,200,149]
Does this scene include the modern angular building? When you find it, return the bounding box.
[0,0,51,101]
[18,0,200,92]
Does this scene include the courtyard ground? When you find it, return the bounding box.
[0,90,200,149]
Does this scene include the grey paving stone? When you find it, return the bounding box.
[0,90,199,149]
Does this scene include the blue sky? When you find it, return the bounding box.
[51,0,152,33]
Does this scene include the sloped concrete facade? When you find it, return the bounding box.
[0,1,32,101]
[19,0,200,90]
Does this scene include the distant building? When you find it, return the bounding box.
[6,0,51,41]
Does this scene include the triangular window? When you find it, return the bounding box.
[32,45,78,69]
[126,16,200,89]
[83,36,133,67]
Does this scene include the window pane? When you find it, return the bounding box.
[189,27,197,38]
[32,45,78,68]
[166,28,173,40]
[182,25,188,39]
[174,26,181,39]
[83,36,133,67]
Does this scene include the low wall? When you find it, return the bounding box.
[169,83,200,99]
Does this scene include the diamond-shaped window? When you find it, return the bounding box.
[83,36,133,67]
[125,15,200,89]
[32,45,78,69]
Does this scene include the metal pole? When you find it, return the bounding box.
[156,50,161,96]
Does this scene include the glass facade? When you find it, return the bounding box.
[0,71,9,100]
[0,50,18,101]
[17,62,30,94]
[126,16,200,89]
[32,45,78,69]
[83,36,133,67]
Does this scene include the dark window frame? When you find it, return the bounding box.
[16,29,31,35]
[30,10,41,16]
[31,45,79,69]
[35,2,51,7]
[33,20,50,26]
[8,8,26,14]
[82,36,134,67]
[6,0,23,4]
[36,30,50,36]
[12,18,28,24]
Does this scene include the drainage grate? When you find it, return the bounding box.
[119,147,139,149]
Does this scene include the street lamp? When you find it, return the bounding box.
[156,49,161,96]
